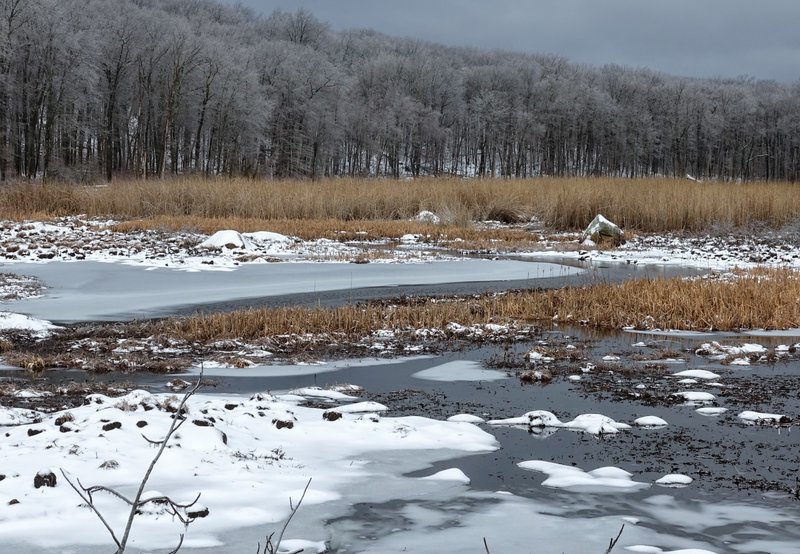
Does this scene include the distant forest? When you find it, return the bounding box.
[3,0,800,182]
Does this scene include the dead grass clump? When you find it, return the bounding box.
[7,354,46,372]
[2,177,800,233]
[0,338,12,353]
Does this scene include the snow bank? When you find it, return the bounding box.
[0,311,59,337]
[0,389,497,551]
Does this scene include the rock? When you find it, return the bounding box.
[581,214,625,247]
[27,428,44,437]
[8,499,19,505]
[192,419,212,427]
[323,411,342,421]
[54,414,74,426]
[34,471,56,489]
[136,420,148,428]
[272,418,294,430]
[101,421,122,432]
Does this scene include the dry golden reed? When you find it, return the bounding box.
[110,216,539,244]
[155,269,800,341]
[2,177,799,232]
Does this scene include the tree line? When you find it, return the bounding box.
[2,0,800,182]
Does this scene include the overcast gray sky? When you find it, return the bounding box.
[224,0,800,82]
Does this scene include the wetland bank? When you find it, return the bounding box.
[1,177,800,553]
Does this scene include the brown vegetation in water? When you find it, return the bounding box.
[153,268,800,342]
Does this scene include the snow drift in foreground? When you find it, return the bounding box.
[0,389,497,551]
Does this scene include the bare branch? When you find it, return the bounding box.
[60,368,204,554]
[60,469,122,548]
[604,524,625,554]
[118,370,204,551]
[273,478,312,553]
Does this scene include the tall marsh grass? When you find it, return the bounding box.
[156,269,800,341]
[2,177,799,232]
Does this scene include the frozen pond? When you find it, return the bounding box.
[2,260,582,322]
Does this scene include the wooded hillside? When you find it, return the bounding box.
[2,0,799,181]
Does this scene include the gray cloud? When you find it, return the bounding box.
[226,0,800,81]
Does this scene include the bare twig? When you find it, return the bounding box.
[117,372,203,552]
[257,478,313,554]
[604,524,625,554]
[483,536,491,554]
[274,478,312,552]
[61,367,204,553]
[60,469,122,549]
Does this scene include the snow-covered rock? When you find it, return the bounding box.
[581,214,624,246]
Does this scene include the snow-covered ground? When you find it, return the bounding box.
[529,230,800,271]
[0,388,497,551]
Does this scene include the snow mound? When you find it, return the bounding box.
[198,230,254,250]
[655,474,693,487]
[488,410,630,435]
[738,411,790,425]
[696,407,727,417]
[672,391,715,403]
[634,416,668,428]
[672,369,720,380]
[518,460,648,492]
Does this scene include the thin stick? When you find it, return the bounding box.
[273,478,312,553]
[604,524,625,554]
[61,469,122,548]
[116,368,203,553]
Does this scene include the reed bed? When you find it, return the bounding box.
[156,269,800,342]
[110,216,539,244]
[2,177,799,232]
